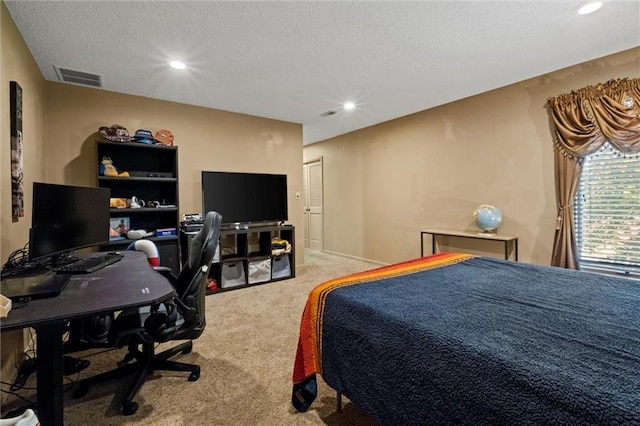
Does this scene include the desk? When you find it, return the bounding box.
[420,229,518,261]
[0,251,175,426]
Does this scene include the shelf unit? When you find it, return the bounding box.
[96,140,180,274]
[206,224,295,294]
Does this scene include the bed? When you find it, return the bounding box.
[291,253,640,425]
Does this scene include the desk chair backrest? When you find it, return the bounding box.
[147,211,222,342]
[178,211,222,297]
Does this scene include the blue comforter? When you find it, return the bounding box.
[319,257,640,425]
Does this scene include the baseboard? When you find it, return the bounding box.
[321,250,388,266]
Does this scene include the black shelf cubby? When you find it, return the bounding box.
[205,224,295,294]
[96,140,180,274]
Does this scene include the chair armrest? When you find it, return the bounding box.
[153,266,177,285]
[153,265,174,275]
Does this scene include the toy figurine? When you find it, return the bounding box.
[99,156,129,177]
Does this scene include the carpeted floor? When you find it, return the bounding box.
[3,250,381,425]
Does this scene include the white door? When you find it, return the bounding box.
[303,159,323,251]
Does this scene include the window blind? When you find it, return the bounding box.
[575,142,640,275]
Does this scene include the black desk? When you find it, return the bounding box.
[0,251,175,426]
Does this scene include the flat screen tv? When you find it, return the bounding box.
[29,182,111,261]
[202,171,288,225]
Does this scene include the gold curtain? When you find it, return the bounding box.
[547,77,640,268]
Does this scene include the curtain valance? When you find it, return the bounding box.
[548,77,640,157]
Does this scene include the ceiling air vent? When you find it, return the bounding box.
[320,110,338,117]
[54,66,102,88]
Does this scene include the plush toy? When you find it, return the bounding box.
[127,240,160,266]
[99,156,129,177]
[99,156,117,177]
[109,198,127,208]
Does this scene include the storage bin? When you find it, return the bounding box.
[221,261,246,288]
[248,258,271,284]
[0,294,11,318]
[271,255,291,279]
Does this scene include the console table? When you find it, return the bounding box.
[420,229,518,261]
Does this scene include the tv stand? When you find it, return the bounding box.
[206,224,295,293]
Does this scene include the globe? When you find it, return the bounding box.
[473,204,502,234]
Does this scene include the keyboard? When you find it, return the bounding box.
[53,252,123,274]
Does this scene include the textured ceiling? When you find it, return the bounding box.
[6,1,640,145]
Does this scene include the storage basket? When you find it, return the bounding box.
[248,258,271,284]
[221,261,246,288]
[271,255,291,279]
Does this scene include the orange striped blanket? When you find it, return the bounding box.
[291,252,473,411]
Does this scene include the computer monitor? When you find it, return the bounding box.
[29,182,111,262]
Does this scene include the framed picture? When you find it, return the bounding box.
[110,217,130,241]
[10,81,24,221]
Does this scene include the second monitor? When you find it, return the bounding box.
[29,182,111,264]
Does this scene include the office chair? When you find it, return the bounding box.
[72,211,222,415]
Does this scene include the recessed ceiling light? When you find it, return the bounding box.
[578,2,602,15]
[169,61,186,69]
[343,102,355,110]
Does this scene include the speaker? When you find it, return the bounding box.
[68,313,113,345]
[156,240,180,275]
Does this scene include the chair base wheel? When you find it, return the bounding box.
[188,367,200,381]
[122,401,138,416]
[73,384,89,399]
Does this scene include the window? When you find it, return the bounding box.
[575,142,640,277]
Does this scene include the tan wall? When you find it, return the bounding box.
[44,82,304,265]
[304,47,640,266]
[1,0,49,401]
[0,2,48,265]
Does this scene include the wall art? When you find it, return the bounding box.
[10,81,24,221]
